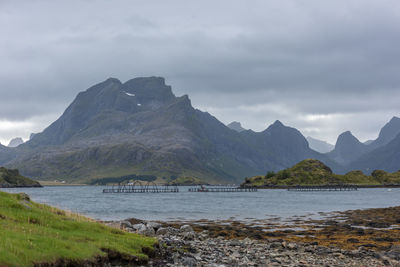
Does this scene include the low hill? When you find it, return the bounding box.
[167,176,205,185]
[0,167,42,187]
[241,159,399,187]
[0,191,155,266]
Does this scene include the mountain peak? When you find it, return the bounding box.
[264,120,289,133]
[272,120,284,127]
[105,77,122,84]
[8,137,24,148]
[227,121,246,132]
[336,131,360,146]
[122,76,174,101]
[28,76,178,146]
[370,115,400,148]
[328,130,366,164]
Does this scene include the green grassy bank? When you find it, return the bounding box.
[0,191,156,266]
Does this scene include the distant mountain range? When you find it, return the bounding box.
[326,116,400,174]
[0,77,399,183]
[7,138,24,148]
[306,136,334,153]
[227,121,246,132]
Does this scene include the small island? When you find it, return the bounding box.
[241,159,400,188]
[0,167,42,188]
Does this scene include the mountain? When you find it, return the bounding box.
[325,116,400,169]
[1,77,336,184]
[29,133,37,140]
[345,133,400,174]
[368,116,400,149]
[364,140,374,145]
[327,131,369,165]
[7,138,24,148]
[306,136,334,153]
[238,120,337,171]
[227,121,246,132]
[0,144,15,165]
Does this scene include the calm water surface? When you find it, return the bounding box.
[2,186,400,221]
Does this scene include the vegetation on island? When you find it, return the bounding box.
[0,167,42,188]
[0,191,156,266]
[89,174,157,185]
[167,176,205,185]
[241,159,400,187]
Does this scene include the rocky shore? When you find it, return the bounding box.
[106,206,400,267]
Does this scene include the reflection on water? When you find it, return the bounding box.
[1,186,400,221]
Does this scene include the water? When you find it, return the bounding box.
[2,186,400,222]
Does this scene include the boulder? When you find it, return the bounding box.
[138,225,155,236]
[147,221,162,230]
[156,227,169,236]
[180,224,194,233]
[120,220,133,229]
[182,231,196,240]
[132,223,146,230]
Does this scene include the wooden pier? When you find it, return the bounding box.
[188,186,257,192]
[287,185,358,191]
[102,181,179,193]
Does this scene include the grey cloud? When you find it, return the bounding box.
[0,0,400,144]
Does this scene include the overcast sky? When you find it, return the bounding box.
[1,0,400,145]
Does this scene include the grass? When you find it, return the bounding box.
[0,191,156,266]
[167,176,205,185]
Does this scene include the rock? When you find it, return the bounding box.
[147,221,162,230]
[146,223,388,267]
[120,220,133,229]
[132,223,146,230]
[199,233,208,241]
[180,224,194,233]
[366,221,391,228]
[385,245,400,260]
[181,257,197,267]
[137,225,155,236]
[332,252,345,259]
[183,231,196,240]
[156,227,169,236]
[270,242,282,249]
[18,193,30,201]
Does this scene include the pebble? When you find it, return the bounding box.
[146,225,394,267]
[115,219,398,266]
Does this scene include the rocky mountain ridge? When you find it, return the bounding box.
[0,77,334,184]
[0,77,399,182]
[326,116,400,174]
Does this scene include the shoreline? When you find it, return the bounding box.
[242,184,400,189]
[105,205,400,266]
